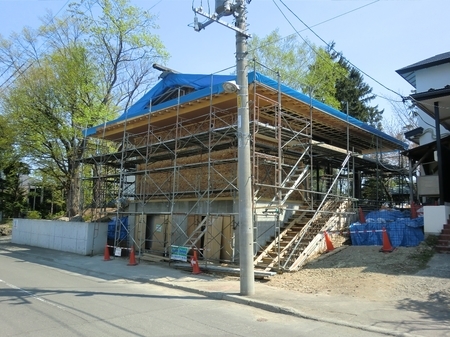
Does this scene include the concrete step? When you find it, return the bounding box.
[437,240,450,246]
[436,245,450,253]
[438,234,450,240]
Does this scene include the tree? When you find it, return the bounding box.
[0,114,15,166]
[248,32,381,126]
[383,95,419,143]
[302,47,347,109]
[0,162,30,218]
[330,48,384,129]
[247,29,313,90]
[0,0,169,217]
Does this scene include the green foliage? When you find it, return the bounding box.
[334,57,383,129]
[247,32,382,127]
[26,210,42,219]
[302,47,347,109]
[47,210,66,220]
[0,162,30,218]
[0,0,169,216]
[361,177,389,204]
[0,115,16,167]
[248,29,313,90]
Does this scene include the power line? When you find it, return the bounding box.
[276,0,406,100]
[248,0,380,56]
[0,0,71,91]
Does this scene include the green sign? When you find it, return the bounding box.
[171,245,189,262]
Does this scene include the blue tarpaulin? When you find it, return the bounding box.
[83,71,408,151]
[350,210,424,247]
[107,216,129,240]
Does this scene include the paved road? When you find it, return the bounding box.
[0,250,387,337]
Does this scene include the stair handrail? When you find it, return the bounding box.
[264,200,337,271]
[253,210,308,265]
[281,152,352,270]
[265,147,310,210]
[288,199,351,271]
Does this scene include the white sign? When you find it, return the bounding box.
[114,247,122,257]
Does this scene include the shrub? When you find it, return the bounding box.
[26,210,42,219]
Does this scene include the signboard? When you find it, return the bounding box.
[417,175,439,196]
[114,247,122,257]
[170,245,189,262]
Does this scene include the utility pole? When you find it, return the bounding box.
[193,0,254,295]
[235,0,254,296]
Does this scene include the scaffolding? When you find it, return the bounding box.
[80,68,408,271]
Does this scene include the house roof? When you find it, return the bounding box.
[85,71,407,152]
[410,86,450,130]
[396,51,450,88]
[402,134,450,162]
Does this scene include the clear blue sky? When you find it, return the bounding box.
[0,0,449,126]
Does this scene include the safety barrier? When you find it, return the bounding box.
[102,244,138,265]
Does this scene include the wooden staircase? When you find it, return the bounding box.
[436,220,450,253]
[254,152,353,272]
[254,208,312,271]
[254,198,348,272]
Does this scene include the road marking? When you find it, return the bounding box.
[0,278,67,311]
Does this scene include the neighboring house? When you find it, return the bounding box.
[397,52,450,238]
[83,69,407,271]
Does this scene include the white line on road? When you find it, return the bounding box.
[0,278,68,311]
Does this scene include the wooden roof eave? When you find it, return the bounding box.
[91,92,237,140]
[253,86,402,152]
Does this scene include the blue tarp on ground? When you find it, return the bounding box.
[107,216,129,240]
[350,210,424,247]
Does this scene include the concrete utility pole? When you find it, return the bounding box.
[235,0,254,296]
[193,0,254,295]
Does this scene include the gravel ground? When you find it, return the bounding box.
[263,243,450,303]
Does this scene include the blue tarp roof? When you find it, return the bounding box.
[84,71,407,150]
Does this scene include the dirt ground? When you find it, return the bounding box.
[262,241,450,303]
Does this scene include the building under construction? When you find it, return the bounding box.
[81,67,408,272]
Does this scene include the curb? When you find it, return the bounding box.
[148,278,421,337]
[0,242,423,337]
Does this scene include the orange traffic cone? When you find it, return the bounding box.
[359,207,366,223]
[191,250,201,274]
[411,202,417,219]
[379,227,395,253]
[324,231,334,252]
[103,244,111,261]
[127,247,138,266]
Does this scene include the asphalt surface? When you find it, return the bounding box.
[1,236,449,337]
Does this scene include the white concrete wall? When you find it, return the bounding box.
[11,219,108,255]
[423,205,450,235]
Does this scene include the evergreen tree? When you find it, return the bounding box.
[0,162,30,218]
[329,45,384,129]
[302,47,347,110]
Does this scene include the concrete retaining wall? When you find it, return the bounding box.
[12,219,108,255]
[424,205,450,235]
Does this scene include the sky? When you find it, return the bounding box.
[0,0,449,127]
